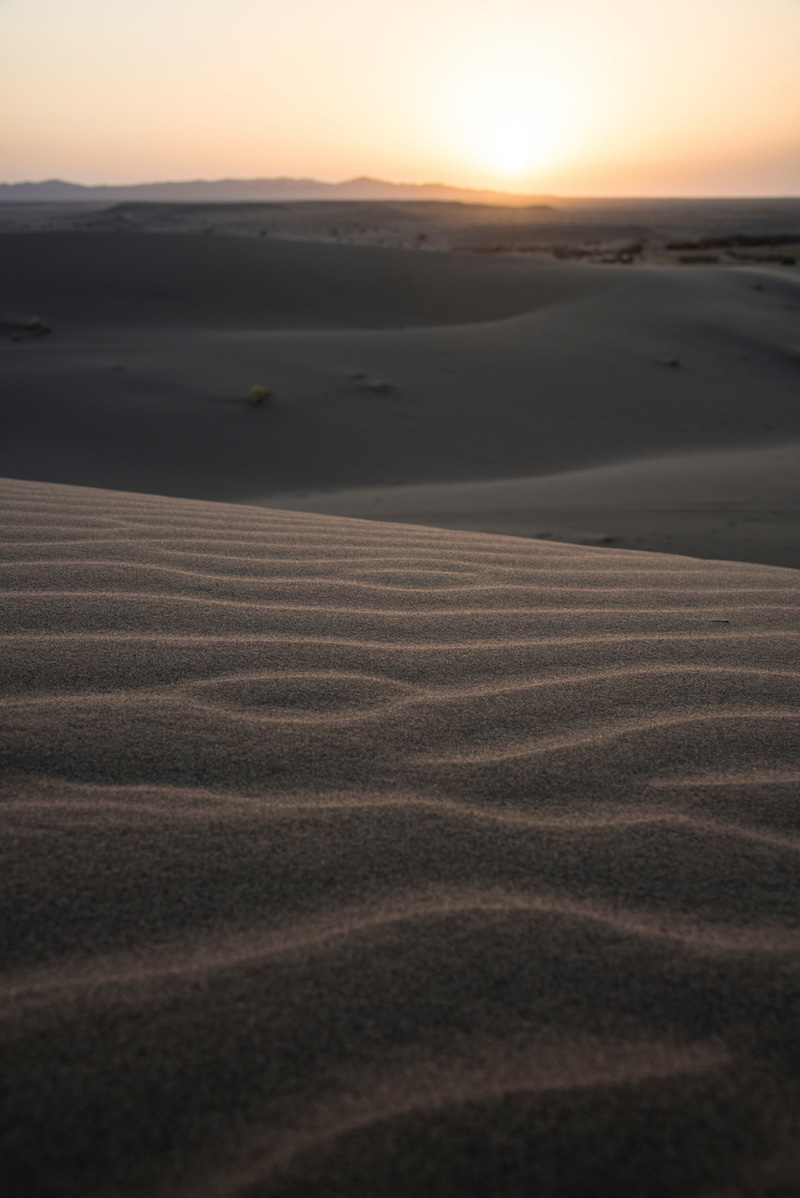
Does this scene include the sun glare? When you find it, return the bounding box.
[480,114,551,177]
[442,67,578,181]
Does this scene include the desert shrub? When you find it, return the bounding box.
[552,245,590,260]
[668,233,799,250]
[26,316,51,335]
[247,385,272,408]
[10,316,51,341]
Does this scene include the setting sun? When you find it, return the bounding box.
[442,69,578,179]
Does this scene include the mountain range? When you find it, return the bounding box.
[0,175,543,205]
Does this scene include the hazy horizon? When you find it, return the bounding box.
[2,0,799,198]
[3,173,800,201]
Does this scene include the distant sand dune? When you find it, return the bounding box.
[263,442,800,570]
[1,476,799,1196]
[2,233,799,571]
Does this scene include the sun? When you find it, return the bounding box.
[440,66,578,181]
[478,114,554,178]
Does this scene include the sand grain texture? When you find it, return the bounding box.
[2,476,800,1197]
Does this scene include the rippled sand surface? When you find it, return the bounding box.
[2,476,800,1196]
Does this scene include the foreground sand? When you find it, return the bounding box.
[2,475,800,1196]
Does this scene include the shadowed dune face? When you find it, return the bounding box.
[1,233,799,559]
[1,477,799,1196]
[262,442,800,570]
[0,232,607,331]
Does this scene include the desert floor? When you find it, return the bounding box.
[1,209,799,1196]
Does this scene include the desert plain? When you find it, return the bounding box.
[1,198,800,1196]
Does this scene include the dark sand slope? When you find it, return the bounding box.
[2,236,799,569]
[263,442,800,569]
[2,476,800,1196]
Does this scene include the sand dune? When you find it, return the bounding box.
[0,230,605,330]
[263,442,800,568]
[2,475,799,1196]
[2,233,799,573]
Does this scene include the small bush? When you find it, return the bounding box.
[552,245,590,260]
[27,316,51,335]
[10,316,51,342]
[248,385,272,408]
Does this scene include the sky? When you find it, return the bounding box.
[2,0,799,195]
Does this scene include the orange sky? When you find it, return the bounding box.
[2,0,799,195]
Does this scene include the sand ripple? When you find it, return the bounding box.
[1,476,799,1197]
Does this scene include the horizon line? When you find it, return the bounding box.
[1,175,799,201]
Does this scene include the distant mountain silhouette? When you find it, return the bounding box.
[0,176,550,206]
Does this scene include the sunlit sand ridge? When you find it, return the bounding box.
[2,476,799,1196]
